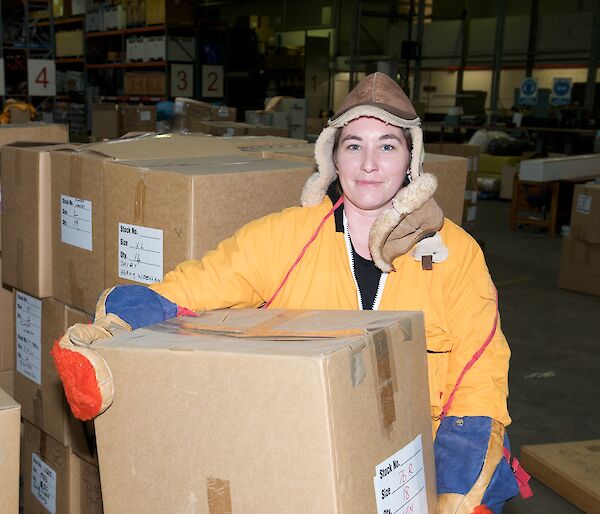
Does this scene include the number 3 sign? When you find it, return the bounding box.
[170,63,194,97]
[28,59,56,96]
[202,65,224,98]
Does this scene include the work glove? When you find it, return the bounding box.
[51,288,131,420]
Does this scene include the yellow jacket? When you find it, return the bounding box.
[150,198,510,433]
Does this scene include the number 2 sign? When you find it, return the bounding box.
[170,63,194,97]
[201,65,223,98]
[28,60,56,96]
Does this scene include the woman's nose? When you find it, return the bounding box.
[361,148,378,173]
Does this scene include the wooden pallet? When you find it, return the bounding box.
[521,440,600,513]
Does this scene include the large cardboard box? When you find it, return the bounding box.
[51,134,242,313]
[423,153,468,225]
[13,294,97,460]
[500,165,518,200]
[91,103,121,141]
[145,0,195,25]
[0,388,19,514]
[558,236,600,296]
[119,104,157,133]
[103,154,314,287]
[570,183,600,244]
[1,143,75,298]
[425,143,479,228]
[196,121,252,136]
[92,309,436,513]
[21,420,103,514]
[0,259,15,372]
[0,123,68,150]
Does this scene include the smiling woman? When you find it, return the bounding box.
[52,72,527,514]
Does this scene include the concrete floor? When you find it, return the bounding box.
[470,199,600,513]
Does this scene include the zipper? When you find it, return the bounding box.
[343,212,388,311]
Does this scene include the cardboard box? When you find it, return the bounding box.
[91,103,120,141]
[55,29,83,57]
[210,105,236,122]
[52,135,242,313]
[8,106,31,124]
[245,124,289,137]
[570,183,600,244]
[0,388,19,514]
[197,121,251,136]
[500,165,518,200]
[92,309,436,514]
[145,0,195,26]
[21,420,103,514]
[124,72,146,95]
[13,294,97,460]
[423,153,468,225]
[0,123,68,149]
[558,236,600,296]
[1,143,75,298]
[143,72,166,95]
[119,104,157,133]
[103,154,314,286]
[0,259,15,373]
[0,370,14,397]
[521,439,600,514]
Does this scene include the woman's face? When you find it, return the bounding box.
[334,117,410,214]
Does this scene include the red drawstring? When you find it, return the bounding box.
[262,196,344,309]
[439,286,499,421]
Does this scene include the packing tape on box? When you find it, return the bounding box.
[248,310,307,331]
[207,478,232,514]
[372,328,396,429]
[135,178,147,226]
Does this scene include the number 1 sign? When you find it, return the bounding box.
[28,59,56,96]
[201,64,223,98]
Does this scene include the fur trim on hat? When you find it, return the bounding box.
[369,173,438,272]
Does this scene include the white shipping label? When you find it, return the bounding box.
[32,453,57,514]
[576,194,592,215]
[373,434,428,514]
[16,291,42,385]
[61,195,93,251]
[118,223,163,284]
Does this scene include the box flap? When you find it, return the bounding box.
[98,309,422,358]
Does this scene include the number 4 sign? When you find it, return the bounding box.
[28,60,56,96]
[170,63,194,98]
[202,65,224,98]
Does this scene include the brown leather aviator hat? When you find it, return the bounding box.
[301,72,444,272]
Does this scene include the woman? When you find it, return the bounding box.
[54,73,529,513]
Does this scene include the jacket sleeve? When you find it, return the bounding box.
[148,212,284,311]
[441,235,511,425]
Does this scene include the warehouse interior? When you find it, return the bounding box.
[0,0,599,513]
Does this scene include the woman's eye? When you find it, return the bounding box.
[381,144,395,151]
[347,143,360,151]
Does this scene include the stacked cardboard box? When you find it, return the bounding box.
[91,103,157,141]
[90,309,437,513]
[559,183,600,296]
[0,388,19,514]
[170,97,237,132]
[425,143,480,229]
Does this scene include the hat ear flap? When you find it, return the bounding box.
[301,126,338,207]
